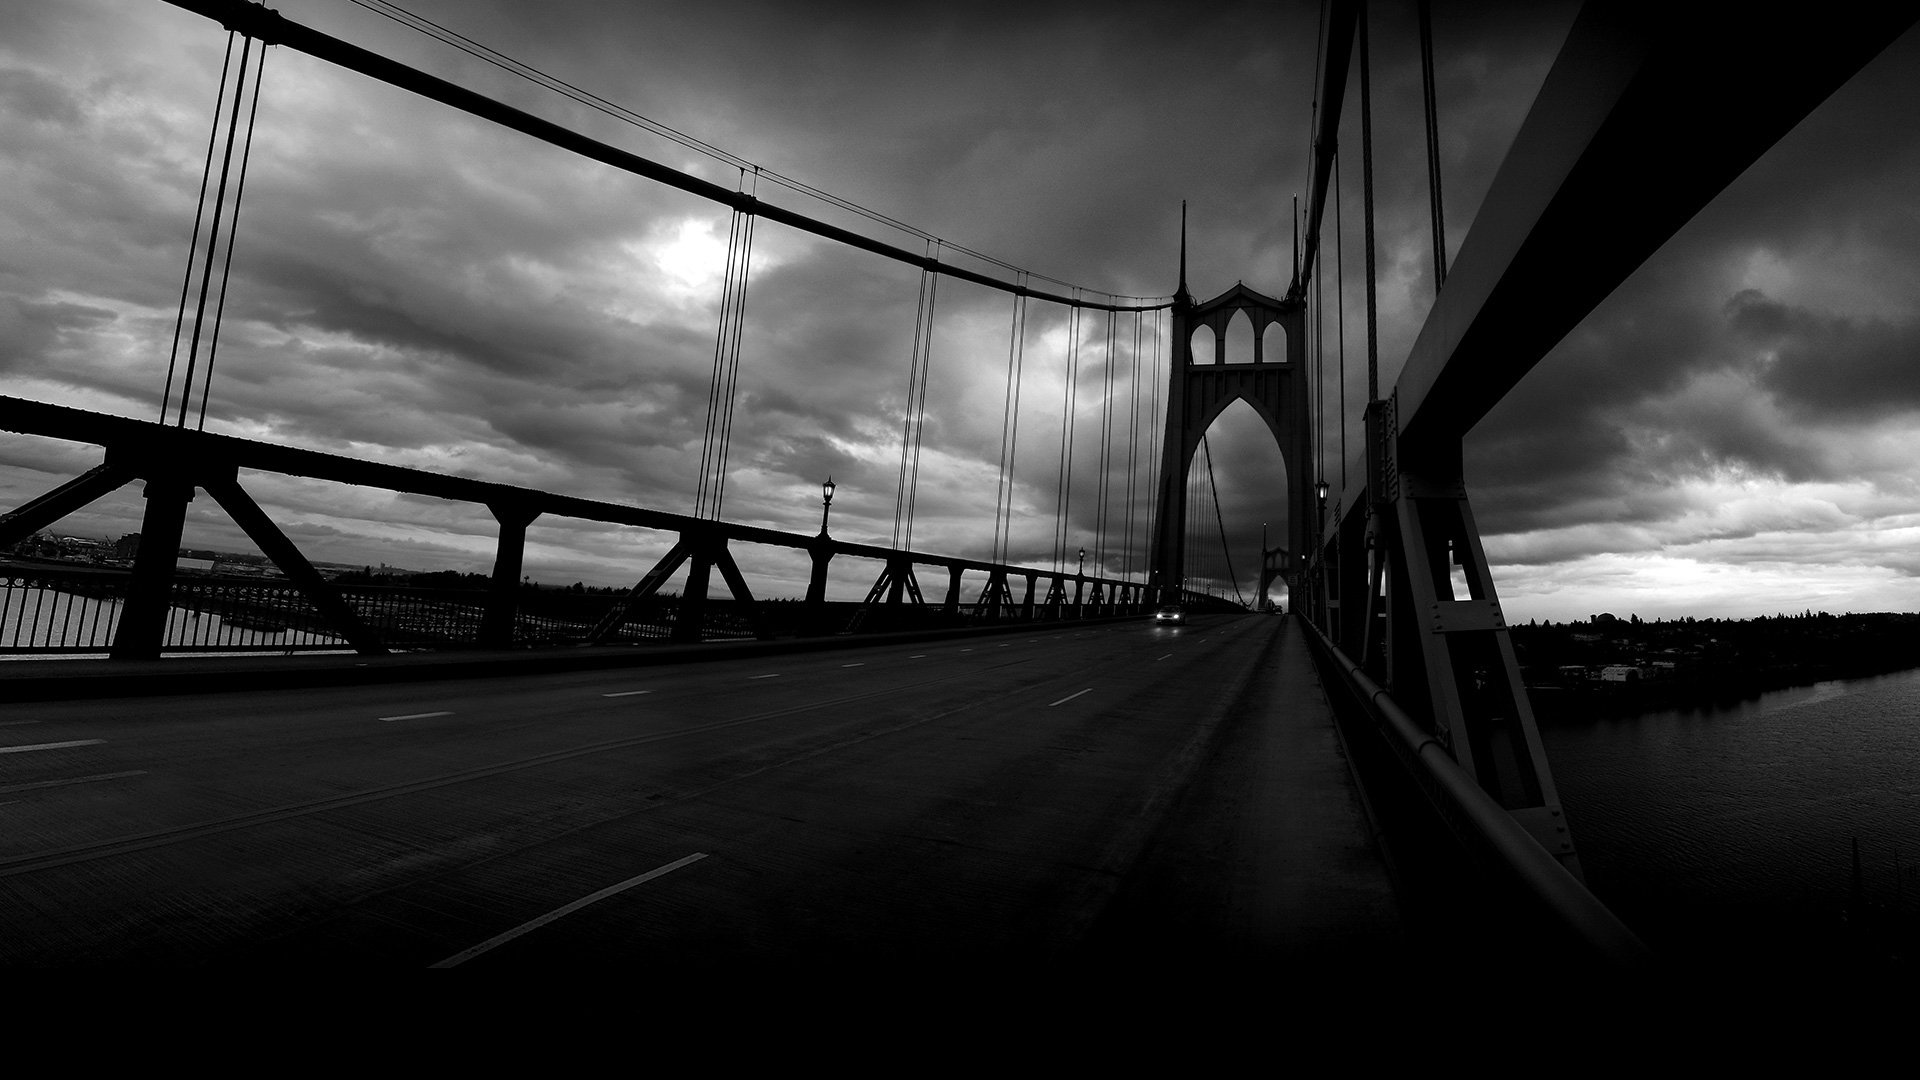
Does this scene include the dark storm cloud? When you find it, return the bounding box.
[7,1,1920,615]
[1731,290,1920,422]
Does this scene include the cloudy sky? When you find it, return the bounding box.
[3,0,1917,622]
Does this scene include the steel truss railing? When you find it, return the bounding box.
[1284,1,1916,962]
[0,396,1187,659]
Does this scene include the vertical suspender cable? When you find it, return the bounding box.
[713,205,756,515]
[1417,0,1449,290]
[695,201,743,518]
[197,43,269,431]
[1123,310,1142,580]
[163,31,235,423]
[892,251,938,549]
[1146,308,1162,560]
[174,34,254,429]
[1052,302,1082,573]
[991,287,1028,565]
[1095,309,1117,574]
[1335,152,1346,488]
[1360,4,1380,402]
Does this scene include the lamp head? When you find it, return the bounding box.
[823,476,836,504]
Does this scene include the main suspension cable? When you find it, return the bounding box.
[342,0,1165,309]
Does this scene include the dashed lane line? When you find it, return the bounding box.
[1048,688,1093,708]
[1156,653,1172,661]
[750,673,782,680]
[601,690,652,698]
[841,663,865,668]
[0,770,147,795]
[430,852,709,968]
[380,711,452,723]
[0,719,42,728]
[0,739,104,755]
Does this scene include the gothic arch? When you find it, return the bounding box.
[1149,278,1314,608]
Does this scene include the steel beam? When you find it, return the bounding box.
[1391,3,1918,454]
[0,462,135,548]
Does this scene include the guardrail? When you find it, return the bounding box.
[1297,614,1653,967]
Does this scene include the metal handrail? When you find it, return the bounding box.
[1298,614,1654,967]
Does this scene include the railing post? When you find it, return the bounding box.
[672,532,714,643]
[804,537,833,634]
[942,565,962,617]
[109,477,193,661]
[481,502,540,649]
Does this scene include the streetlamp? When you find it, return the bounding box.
[1078,546,1086,577]
[1315,478,1329,524]
[819,476,836,535]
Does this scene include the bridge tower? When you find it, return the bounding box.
[1147,224,1313,611]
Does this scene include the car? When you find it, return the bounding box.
[1152,604,1185,626]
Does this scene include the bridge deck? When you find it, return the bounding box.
[0,614,1403,971]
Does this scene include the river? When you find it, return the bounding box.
[1540,668,1920,973]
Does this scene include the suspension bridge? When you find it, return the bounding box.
[0,0,1912,971]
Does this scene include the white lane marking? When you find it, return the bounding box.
[1048,688,1093,708]
[910,654,927,659]
[960,649,973,653]
[841,663,865,668]
[0,739,104,755]
[0,719,42,728]
[379,711,452,723]
[750,673,781,679]
[601,690,652,698]
[0,770,146,794]
[997,643,1011,647]
[431,852,709,968]
[1156,653,1172,661]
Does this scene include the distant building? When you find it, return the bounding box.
[112,533,141,560]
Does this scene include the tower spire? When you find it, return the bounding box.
[1176,200,1190,303]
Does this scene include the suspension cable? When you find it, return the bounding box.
[334,0,1166,310]
[1145,308,1162,560]
[163,31,235,423]
[1052,304,1083,573]
[1123,310,1142,580]
[1202,436,1246,607]
[1360,0,1381,403]
[892,251,939,549]
[1335,152,1347,489]
[197,42,269,431]
[1094,309,1118,575]
[173,33,255,428]
[694,179,757,520]
[1418,0,1449,290]
[991,287,1028,565]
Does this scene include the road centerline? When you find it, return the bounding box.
[1048,688,1093,707]
[0,739,104,755]
[379,711,452,723]
[430,852,709,968]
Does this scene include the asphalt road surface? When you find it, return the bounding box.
[0,613,1401,969]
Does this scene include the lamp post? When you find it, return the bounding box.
[819,476,836,536]
[1078,546,1086,577]
[1315,478,1329,526]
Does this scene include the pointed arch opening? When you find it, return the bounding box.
[1223,309,1256,365]
[1179,397,1289,607]
[1189,323,1216,366]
